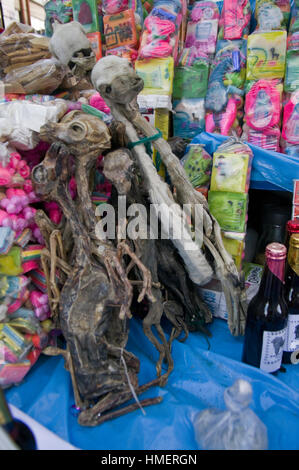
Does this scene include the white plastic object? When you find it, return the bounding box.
[194,379,268,450]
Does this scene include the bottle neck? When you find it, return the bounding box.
[258,257,285,300]
[0,388,13,426]
[288,244,299,277]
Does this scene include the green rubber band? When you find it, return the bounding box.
[127,129,163,149]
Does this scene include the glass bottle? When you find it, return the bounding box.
[242,242,288,373]
[285,219,299,251]
[282,234,299,364]
[0,387,36,450]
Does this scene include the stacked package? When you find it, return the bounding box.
[282,0,299,156]
[205,0,250,137]
[243,0,287,152]
[172,1,214,140]
[0,142,53,388]
[181,143,213,199]
[135,0,187,177]
[208,138,253,269]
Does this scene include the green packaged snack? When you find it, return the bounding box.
[173,62,209,100]
[181,145,212,188]
[208,191,248,232]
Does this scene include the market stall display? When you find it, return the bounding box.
[0,0,298,452]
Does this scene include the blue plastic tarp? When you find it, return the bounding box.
[5,317,299,450]
[191,132,299,193]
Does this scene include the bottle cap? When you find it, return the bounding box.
[265,242,287,260]
[290,233,299,248]
[287,219,299,234]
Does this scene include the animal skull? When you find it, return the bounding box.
[50,21,96,77]
[39,111,111,156]
[91,56,144,105]
[103,148,134,195]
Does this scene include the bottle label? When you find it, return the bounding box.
[284,314,299,352]
[260,328,287,373]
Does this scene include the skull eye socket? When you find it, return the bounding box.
[68,121,87,141]
[105,85,112,94]
[32,165,48,184]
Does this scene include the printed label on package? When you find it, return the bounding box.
[260,328,287,373]
[284,314,299,352]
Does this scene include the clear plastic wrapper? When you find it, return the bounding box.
[135,57,174,95]
[3,58,67,95]
[243,123,281,151]
[72,0,100,34]
[190,1,220,22]
[0,33,51,77]
[102,0,129,15]
[282,90,299,147]
[173,98,205,139]
[208,190,248,232]
[284,48,299,93]
[104,9,138,50]
[194,379,268,450]
[181,144,212,188]
[173,59,209,99]
[44,0,73,37]
[244,79,281,131]
[246,31,287,81]
[185,18,219,55]
[255,0,290,31]
[243,79,282,152]
[218,0,251,40]
[210,150,252,193]
[205,41,246,136]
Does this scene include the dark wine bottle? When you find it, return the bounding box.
[242,242,288,373]
[282,234,299,364]
[0,388,37,450]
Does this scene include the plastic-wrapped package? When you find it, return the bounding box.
[210,151,252,193]
[281,90,299,153]
[290,1,299,33]
[136,57,174,108]
[194,379,268,450]
[191,1,220,22]
[0,307,49,387]
[185,19,219,55]
[173,57,209,99]
[205,41,246,136]
[106,45,138,61]
[246,31,287,81]
[44,0,73,37]
[104,9,138,50]
[138,4,180,60]
[3,59,67,95]
[255,0,290,31]
[173,98,205,139]
[72,0,100,33]
[208,191,248,232]
[218,0,251,40]
[243,123,281,151]
[0,34,51,77]
[243,79,282,152]
[284,48,299,93]
[181,144,212,189]
[244,79,281,131]
[102,0,130,14]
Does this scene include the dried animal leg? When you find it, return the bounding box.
[78,376,163,426]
